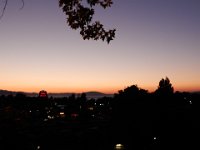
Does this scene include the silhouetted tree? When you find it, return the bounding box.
[114,85,148,102]
[155,77,174,96]
[1,0,115,43]
[111,85,150,147]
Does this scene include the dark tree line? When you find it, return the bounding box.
[0,77,199,150]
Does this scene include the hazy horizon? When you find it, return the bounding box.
[1,85,199,95]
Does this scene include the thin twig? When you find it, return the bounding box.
[19,0,24,10]
[0,0,8,20]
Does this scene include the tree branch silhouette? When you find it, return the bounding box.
[59,0,116,43]
[19,0,24,10]
[0,0,24,19]
[0,0,8,20]
[0,0,116,43]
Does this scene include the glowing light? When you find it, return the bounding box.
[37,145,40,149]
[115,144,124,150]
[71,113,79,118]
[47,115,54,119]
[88,107,94,110]
[60,112,64,115]
[39,90,48,98]
[59,112,65,118]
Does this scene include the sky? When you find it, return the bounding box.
[0,0,200,93]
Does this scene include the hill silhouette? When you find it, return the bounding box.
[0,90,113,99]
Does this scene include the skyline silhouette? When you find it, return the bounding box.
[0,78,197,150]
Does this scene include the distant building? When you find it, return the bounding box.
[39,90,48,98]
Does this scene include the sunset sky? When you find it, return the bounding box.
[0,0,200,93]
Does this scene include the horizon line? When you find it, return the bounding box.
[1,88,200,95]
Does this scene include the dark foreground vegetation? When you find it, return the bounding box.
[0,78,199,150]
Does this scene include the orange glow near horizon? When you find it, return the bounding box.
[1,83,200,94]
[0,84,123,94]
[1,69,200,94]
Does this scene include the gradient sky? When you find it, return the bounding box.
[0,0,200,93]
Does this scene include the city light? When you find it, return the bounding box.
[115,144,124,150]
[59,112,65,118]
[71,113,79,118]
[39,90,48,98]
[37,145,40,150]
[88,107,94,111]
[60,112,65,115]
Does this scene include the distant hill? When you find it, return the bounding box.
[0,90,38,97]
[42,91,113,99]
[78,91,113,99]
[0,90,14,96]
[192,91,200,95]
[0,90,113,99]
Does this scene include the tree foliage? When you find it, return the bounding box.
[1,0,116,43]
[115,85,148,101]
[155,77,174,96]
[59,0,115,43]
